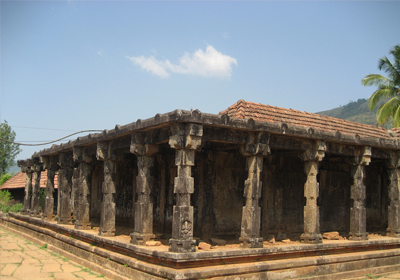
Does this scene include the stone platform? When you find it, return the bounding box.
[2,213,400,280]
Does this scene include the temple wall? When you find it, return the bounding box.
[115,157,136,225]
[319,160,352,233]
[262,154,305,238]
[90,163,103,226]
[366,160,389,232]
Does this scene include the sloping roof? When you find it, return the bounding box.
[220,99,391,140]
[0,171,58,190]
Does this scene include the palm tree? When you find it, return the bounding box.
[362,45,400,127]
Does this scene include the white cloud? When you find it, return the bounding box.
[127,46,237,78]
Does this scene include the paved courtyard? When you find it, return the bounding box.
[0,227,112,280]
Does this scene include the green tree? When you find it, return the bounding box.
[0,120,21,175]
[362,45,400,126]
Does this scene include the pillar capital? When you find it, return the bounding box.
[59,152,74,168]
[18,159,34,174]
[73,146,94,163]
[300,140,325,162]
[169,123,203,150]
[130,132,159,156]
[352,146,371,166]
[40,155,59,171]
[240,132,270,157]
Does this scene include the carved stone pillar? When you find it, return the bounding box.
[168,123,202,253]
[387,152,400,237]
[97,142,117,236]
[349,146,371,240]
[41,156,58,221]
[73,147,93,230]
[239,132,269,248]
[30,161,43,217]
[300,141,325,244]
[19,159,34,215]
[130,133,158,245]
[58,153,74,224]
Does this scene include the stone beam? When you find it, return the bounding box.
[299,140,325,244]
[349,146,371,241]
[239,132,270,248]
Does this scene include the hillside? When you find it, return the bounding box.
[316,98,388,127]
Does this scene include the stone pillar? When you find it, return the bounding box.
[130,133,159,245]
[30,161,43,217]
[349,146,371,241]
[168,123,202,253]
[300,140,325,244]
[41,156,58,221]
[19,159,34,215]
[73,147,93,230]
[239,132,270,248]
[387,152,400,237]
[58,153,74,224]
[97,141,117,236]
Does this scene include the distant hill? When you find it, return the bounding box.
[316,98,388,128]
[6,164,20,175]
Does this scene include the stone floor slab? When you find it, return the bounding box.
[0,263,19,276]
[41,263,62,273]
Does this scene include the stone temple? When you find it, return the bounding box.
[2,99,400,279]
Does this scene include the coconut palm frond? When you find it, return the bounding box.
[376,96,400,125]
[368,88,394,110]
[392,104,400,127]
[362,74,390,87]
[363,44,400,127]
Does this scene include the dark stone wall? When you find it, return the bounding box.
[115,156,136,226]
[82,145,391,239]
[319,159,352,233]
[90,163,103,226]
[366,159,389,233]
[262,153,305,238]
[193,149,246,240]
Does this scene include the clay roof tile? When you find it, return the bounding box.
[219,100,390,140]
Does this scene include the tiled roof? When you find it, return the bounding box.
[219,99,391,140]
[0,171,58,190]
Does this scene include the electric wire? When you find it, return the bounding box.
[0,130,103,146]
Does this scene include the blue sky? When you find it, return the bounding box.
[1,1,400,160]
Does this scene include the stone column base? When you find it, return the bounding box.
[349,232,368,241]
[75,222,91,230]
[98,229,115,237]
[387,231,400,238]
[239,237,263,248]
[130,232,155,245]
[58,217,72,224]
[30,213,41,218]
[169,239,196,253]
[300,233,323,244]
